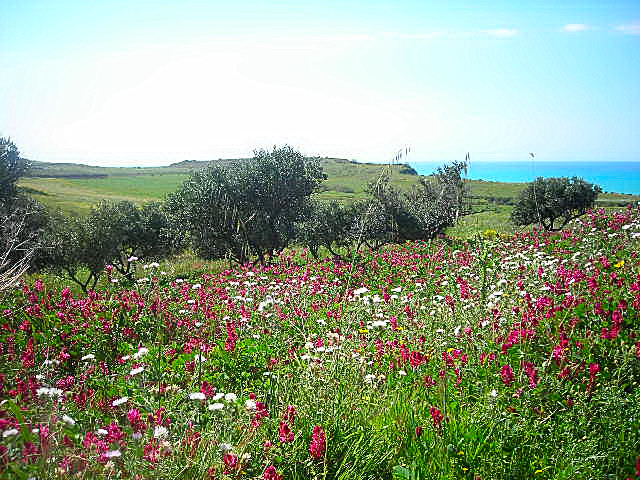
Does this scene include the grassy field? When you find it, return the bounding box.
[19,158,420,216]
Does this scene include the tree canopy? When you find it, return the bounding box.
[0,137,30,206]
[43,200,175,291]
[167,145,325,264]
[511,176,602,231]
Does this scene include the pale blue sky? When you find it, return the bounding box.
[1,0,638,166]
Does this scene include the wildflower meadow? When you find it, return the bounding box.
[1,206,639,479]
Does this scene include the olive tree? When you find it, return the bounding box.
[351,160,469,249]
[295,200,356,258]
[511,176,601,231]
[44,200,175,291]
[167,145,325,264]
[0,137,30,205]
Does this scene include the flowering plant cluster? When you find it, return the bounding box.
[0,206,639,478]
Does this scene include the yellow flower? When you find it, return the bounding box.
[359,329,369,334]
[614,260,624,268]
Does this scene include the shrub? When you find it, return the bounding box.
[511,176,602,231]
[43,200,175,291]
[353,160,469,249]
[296,200,356,258]
[167,146,325,264]
[0,208,36,292]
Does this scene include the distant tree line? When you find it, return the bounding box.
[0,138,602,292]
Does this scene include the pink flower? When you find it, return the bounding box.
[284,405,296,424]
[144,439,160,463]
[263,465,283,480]
[279,421,294,443]
[127,408,147,433]
[501,364,515,386]
[225,320,238,352]
[430,406,444,428]
[522,361,538,389]
[223,453,239,474]
[309,425,326,460]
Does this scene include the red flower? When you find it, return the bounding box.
[309,425,326,460]
[264,465,283,480]
[430,406,444,428]
[279,421,294,443]
[501,364,515,386]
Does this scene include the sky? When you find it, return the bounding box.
[1,0,639,166]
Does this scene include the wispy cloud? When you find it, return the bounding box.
[563,23,589,33]
[615,21,640,35]
[483,28,518,38]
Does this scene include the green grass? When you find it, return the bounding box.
[19,175,190,216]
[19,158,421,215]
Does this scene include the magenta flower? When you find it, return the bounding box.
[309,425,326,460]
[285,404,296,424]
[264,465,283,480]
[279,421,294,443]
[223,453,239,474]
[501,364,515,386]
[430,406,444,428]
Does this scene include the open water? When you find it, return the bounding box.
[409,161,640,195]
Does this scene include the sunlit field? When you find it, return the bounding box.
[1,206,639,479]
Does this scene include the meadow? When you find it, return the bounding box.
[1,204,639,479]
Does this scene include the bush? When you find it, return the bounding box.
[352,160,469,249]
[167,145,325,264]
[43,200,175,291]
[296,200,356,258]
[0,137,30,205]
[511,176,601,231]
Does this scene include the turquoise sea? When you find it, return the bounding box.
[409,161,640,195]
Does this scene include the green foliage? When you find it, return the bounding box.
[0,137,30,206]
[353,160,470,249]
[296,200,357,258]
[167,145,325,264]
[511,176,602,230]
[43,200,175,291]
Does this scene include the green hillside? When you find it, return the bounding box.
[17,158,639,237]
[18,158,421,216]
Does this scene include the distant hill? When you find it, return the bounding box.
[25,157,418,178]
[169,157,419,175]
[18,157,420,216]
